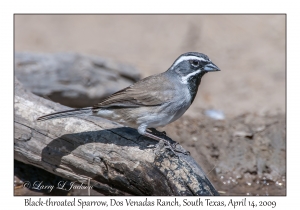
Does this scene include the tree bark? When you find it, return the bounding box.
[14,78,219,196]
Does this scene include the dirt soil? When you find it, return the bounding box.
[14,15,286,196]
[164,113,286,196]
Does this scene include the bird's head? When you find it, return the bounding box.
[169,52,220,84]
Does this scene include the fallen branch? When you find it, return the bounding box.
[14,78,219,195]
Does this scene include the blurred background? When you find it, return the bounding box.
[14,15,286,196]
[15,15,285,118]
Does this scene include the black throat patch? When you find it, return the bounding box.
[187,71,206,104]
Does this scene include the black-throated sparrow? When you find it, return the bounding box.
[38,52,220,149]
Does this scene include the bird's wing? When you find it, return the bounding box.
[93,74,175,109]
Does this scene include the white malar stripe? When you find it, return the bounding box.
[172,55,208,69]
[181,70,202,84]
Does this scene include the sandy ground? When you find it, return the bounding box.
[15,15,285,118]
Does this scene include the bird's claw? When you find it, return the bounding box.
[154,139,189,157]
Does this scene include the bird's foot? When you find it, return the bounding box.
[143,130,189,156]
[169,142,190,156]
[155,139,190,156]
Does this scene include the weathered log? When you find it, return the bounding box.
[14,78,219,196]
[15,52,140,108]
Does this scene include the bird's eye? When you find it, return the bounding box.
[190,60,200,67]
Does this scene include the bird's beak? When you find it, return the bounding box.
[204,62,220,72]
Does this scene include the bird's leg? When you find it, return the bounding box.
[139,125,188,156]
[143,131,179,155]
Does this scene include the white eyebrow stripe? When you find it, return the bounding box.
[172,55,208,69]
[181,69,202,84]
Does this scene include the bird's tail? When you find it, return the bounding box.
[37,107,93,121]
